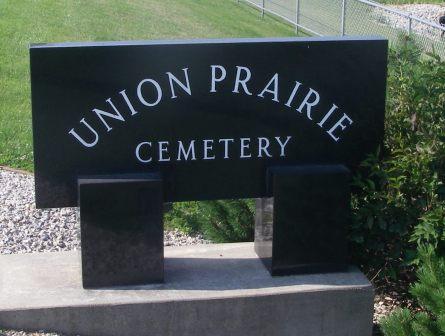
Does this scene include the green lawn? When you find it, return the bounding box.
[0,0,296,171]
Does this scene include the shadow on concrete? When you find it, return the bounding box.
[108,257,366,291]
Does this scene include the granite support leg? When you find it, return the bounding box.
[255,165,350,275]
[78,174,164,288]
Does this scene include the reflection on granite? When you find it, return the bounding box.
[254,198,273,271]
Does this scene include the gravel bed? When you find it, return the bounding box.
[0,331,61,336]
[373,4,445,38]
[0,168,207,255]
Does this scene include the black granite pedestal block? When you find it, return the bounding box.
[255,165,350,276]
[78,174,163,288]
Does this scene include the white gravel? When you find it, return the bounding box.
[374,4,445,38]
[0,167,207,256]
[392,4,445,24]
[0,331,61,336]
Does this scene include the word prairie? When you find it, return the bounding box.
[68,65,352,150]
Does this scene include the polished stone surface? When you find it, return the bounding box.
[30,37,387,208]
[255,165,350,275]
[78,175,163,288]
[0,243,374,336]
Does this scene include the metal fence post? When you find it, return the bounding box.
[296,0,300,34]
[341,0,347,36]
[262,0,265,18]
[408,15,412,35]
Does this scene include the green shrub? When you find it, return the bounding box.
[381,247,445,336]
[412,204,445,259]
[350,40,445,275]
[164,201,203,234]
[165,199,255,242]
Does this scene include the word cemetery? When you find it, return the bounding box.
[134,136,293,163]
[30,37,388,290]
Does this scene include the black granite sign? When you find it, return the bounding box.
[31,37,387,208]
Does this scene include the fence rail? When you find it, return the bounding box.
[238,0,445,57]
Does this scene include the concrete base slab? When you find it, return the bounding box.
[0,243,374,336]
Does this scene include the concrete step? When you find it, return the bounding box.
[0,242,373,336]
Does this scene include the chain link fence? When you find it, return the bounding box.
[239,0,445,57]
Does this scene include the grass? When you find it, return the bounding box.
[0,0,297,171]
